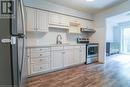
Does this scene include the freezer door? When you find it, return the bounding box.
[0,19,13,87]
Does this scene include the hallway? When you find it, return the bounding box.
[27,54,130,87]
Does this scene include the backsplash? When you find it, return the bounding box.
[26,28,88,46]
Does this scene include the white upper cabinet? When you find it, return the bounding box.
[79,19,94,29]
[86,20,94,29]
[79,19,87,28]
[26,7,48,32]
[49,12,59,25]
[49,12,69,28]
[60,14,69,27]
[69,17,81,33]
[26,7,36,31]
[37,10,49,32]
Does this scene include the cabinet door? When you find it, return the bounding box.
[69,26,81,33]
[30,63,50,74]
[73,47,80,65]
[64,49,74,67]
[69,17,81,33]
[37,10,48,32]
[60,15,69,27]
[30,57,51,74]
[51,51,64,70]
[80,46,86,63]
[49,13,60,25]
[26,7,36,31]
[86,20,94,29]
[79,19,87,28]
[79,19,94,29]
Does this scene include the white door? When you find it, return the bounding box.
[64,49,74,67]
[26,7,36,31]
[37,10,48,32]
[51,51,64,70]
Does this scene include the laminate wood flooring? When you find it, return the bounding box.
[27,54,130,87]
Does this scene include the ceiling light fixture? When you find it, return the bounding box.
[86,0,94,2]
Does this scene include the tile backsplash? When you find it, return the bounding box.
[26,28,88,46]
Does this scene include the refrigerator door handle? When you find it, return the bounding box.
[1,36,16,45]
[12,33,25,38]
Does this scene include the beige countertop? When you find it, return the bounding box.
[26,43,86,48]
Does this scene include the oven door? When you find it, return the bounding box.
[87,45,98,58]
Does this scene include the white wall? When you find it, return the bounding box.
[23,0,93,20]
[91,0,130,63]
[106,19,114,42]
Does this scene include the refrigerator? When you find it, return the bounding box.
[0,0,27,87]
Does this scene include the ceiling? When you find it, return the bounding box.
[45,0,128,14]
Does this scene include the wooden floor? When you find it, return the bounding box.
[27,54,130,87]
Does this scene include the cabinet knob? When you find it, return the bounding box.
[40,54,43,56]
[40,49,42,51]
[62,52,65,54]
[40,59,42,61]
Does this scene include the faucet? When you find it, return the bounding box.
[56,34,62,44]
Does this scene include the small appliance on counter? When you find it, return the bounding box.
[77,38,98,64]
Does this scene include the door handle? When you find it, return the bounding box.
[1,36,16,45]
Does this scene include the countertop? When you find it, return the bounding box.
[26,43,86,48]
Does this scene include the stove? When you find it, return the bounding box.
[77,38,98,64]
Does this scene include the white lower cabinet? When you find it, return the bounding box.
[30,56,50,74]
[27,45,86,76]
[28,48,51,75]
[73,46,80,65]
[80,46,86,63]
[51,50,64,70]
[30,63,50,74]
[64,49,74,67]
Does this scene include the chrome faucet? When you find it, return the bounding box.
[56,34,62,44]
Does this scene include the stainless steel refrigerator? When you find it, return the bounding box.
[0,0,27,87]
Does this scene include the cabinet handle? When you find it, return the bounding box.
[40,59,42,61]
[40,54,43,56]
[62,52,65,54]
[40,67,42,69]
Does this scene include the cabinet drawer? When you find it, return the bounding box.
[31,64,50,74]
[31,57,50,64]
[30,52,50,58]
[31,48,50,53]
[51,46,63,51]
[64,46,73,50]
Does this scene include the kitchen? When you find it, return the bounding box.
[26,5,99,76]
[0,0,130,87]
